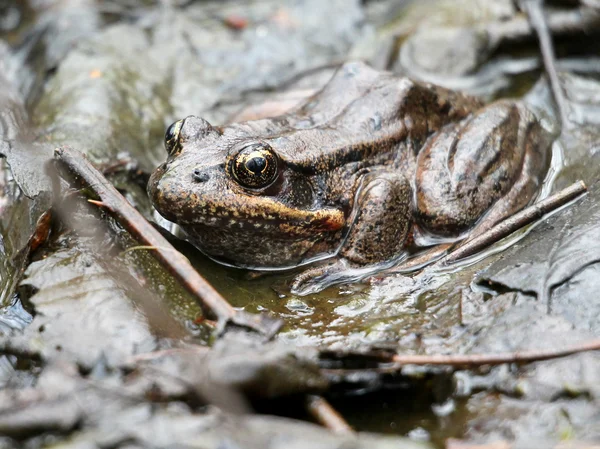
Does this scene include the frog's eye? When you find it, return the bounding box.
[164,120,183,156]
[230,143,279,189]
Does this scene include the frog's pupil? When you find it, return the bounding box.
[246,157,266,174]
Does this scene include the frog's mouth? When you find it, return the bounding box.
[148,163,351,269]
[158,193,344,236]
[148,169,345,237]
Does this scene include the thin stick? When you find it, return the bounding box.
[387,243,452,274]
[390,337,600,366]
[305,395,354,434]
[319,338,600,375]
[520,0,570,129]
[53,147,234,322]
[445,181,586,263]
[54,146,280,335]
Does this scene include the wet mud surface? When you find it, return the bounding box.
[0,1,600,448]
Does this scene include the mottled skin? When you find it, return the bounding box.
[148,62,554,293]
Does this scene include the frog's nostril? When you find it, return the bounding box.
[192,168,210,183]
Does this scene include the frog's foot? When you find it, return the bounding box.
[290,259,351,296]
[290,256,408,296]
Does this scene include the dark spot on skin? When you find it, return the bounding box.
[439,101,451,116]
[193,168,210,183]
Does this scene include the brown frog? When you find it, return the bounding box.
[148,62,554,294]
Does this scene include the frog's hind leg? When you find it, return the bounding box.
[414,100,553,239]
[463,147,547,241]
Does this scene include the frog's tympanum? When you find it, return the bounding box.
[148,62,554,294]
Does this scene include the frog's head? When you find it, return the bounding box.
[147,116,345,268]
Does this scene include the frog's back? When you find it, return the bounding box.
[260,62,483,169]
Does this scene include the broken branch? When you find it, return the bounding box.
[390,337,600,366]
[445,181,587,264]
[53,146,281,336]
[320,338,600,375]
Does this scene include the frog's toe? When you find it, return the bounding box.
[289,259,352,296]
[289,276,324,296]
[290,258,402,296]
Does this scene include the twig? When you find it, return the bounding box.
[390,337,600,366]
[305,395,354,434]
[53,146,282,336]
[519,0,570,129]
[47,168,190,340]
[444,181,587,263]
[386,243,452,274]
[53,147,234,322]
[320,338,600,375]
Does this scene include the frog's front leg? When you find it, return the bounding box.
[291,170,412,295]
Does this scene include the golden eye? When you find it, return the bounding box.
[231,143,278,189]
[164,120,183,156]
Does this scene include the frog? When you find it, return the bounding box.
[148,62,554,295]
